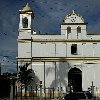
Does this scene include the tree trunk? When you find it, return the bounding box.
[25,85,27,100]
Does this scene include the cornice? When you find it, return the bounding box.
[61,23,88,25]
[17,38,100,43]
[32,39,100,43]
[17,57,100,62]
[18,29,31,32]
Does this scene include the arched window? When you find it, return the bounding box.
[77,26,81,33]
[67,27,71,34]
[22,17,28,28]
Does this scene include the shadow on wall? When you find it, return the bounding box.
[46,59,71,90]
[30,69,40,89]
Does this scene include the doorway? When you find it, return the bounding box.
[68,67,82,92]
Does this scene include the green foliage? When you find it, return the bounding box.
[18,63,33,86]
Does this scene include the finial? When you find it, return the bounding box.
[27,3,29,6]
[22,3,31,11]
[72,10,75,14]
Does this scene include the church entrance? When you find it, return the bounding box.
[68,67,82,92]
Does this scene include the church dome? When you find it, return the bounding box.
[22,3,32,11]
[63,10,84,23]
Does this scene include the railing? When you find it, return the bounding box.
[94,88,100,100]
[13,85,100,100]
[15,86,65,100]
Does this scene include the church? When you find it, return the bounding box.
[17,3,100,92]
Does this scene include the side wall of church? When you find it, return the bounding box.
[82,63,100,91]
[31,42,100,57]
[27,61,100,92]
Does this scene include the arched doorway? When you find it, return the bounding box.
[68,67,82,92]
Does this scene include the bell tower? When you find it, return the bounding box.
[61,10,87,39]
[18,3,34,39]
[18,3,34,59]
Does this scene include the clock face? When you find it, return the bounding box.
[70,16,77,22]
[64,13,84,23]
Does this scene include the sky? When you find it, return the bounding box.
[0,0,100,73]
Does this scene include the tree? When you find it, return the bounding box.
[18,63,33,97]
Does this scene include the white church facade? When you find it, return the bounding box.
[17,4,100,92]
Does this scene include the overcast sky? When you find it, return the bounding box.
[0,0,100,73]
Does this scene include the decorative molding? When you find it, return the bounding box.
[32,39,100,43]
[16,57,100,62]
[61,23,88,25]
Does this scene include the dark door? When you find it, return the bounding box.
[68,67,82,92]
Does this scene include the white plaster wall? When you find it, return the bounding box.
[32,35,66,40]
[17,60,100,92]
[61,25,87,39]
[66,43,71,57]
[94,64,100,88]
[82,64,95,91]
[43,43,55,57]
[77,43,83,56]
[31,41,100,58]
[56,43,66,57]
[18,42,31,58]
[83,43,93,57]
[45,62,55,88]
[18,31,32,39]
[61,30,66,35]
[32,62,44,87]
[86,35,100,40]
[19,14,23,29]
[65,43,100,57]
[32,43,42,57]
[81,43,100,57]
[32,43,55,57]
[32,42,72,57]
[82,63,100,91]
[94,43,100,57]
[56,62,69,92]
[31,61,69,92]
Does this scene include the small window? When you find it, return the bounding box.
[71,44,77,55]
[67,27,71,34]
[77,26,81,33]
[22,17,28,28]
